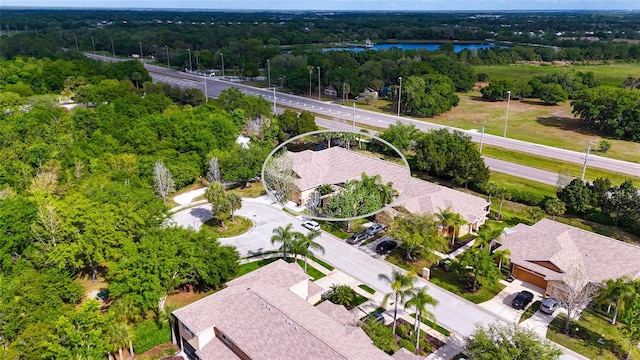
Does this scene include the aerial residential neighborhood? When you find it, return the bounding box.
[1,4,640,360]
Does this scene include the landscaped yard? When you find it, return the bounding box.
[200,216,252,237]
[229,182,267,198]
[132,320,171,354]
[236,256,326,280]
[428,265,506,304]
[519,300,542,323]
[547,310,640,360]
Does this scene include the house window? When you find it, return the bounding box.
[219,331,234,347]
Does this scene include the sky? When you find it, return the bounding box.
[2,0,639,11]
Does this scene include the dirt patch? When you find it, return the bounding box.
[166,286,216,309]
[137,343,179,360]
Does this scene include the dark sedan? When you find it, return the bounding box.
[511,290,534,310]
[376,240,397,254]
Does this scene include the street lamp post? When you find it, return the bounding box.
[74,33,78,51]
[203,73,208,102]
[187,49,192,72]
[165,46,170,67]
[139,41,144,63]
[581,143,592,181]
[91,36,96,55]
[267,59,271,88]
[220,53,225,80]
[352,101,356,131]
[272,87,277,114]
[110,38,115,59]
[479,123,486,153]
[317,67,321,101]
[308,67,312,97]
[397,77,402,116]
[503,90,511,137]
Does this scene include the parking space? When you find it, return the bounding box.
[478,278,546,323]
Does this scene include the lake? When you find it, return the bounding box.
[321,42,499,53]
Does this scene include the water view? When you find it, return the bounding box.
[321,42,499,53]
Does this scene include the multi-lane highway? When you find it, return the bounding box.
[84,54,640,181]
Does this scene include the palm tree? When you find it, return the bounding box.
[294,230,325,273]
[404,286,439,354]
[271,223,296,259]
[597,277,636,325]
[494,248,511,270]
[227,193,242,221]
[378,270,417,335]
[434,207,466,245]
[484,182,499,203]
[327,284,355,307]
[544,198,566,221]
[106,321,133,360]
[494,187,511,221]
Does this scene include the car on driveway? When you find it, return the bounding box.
[365,223,387,236]
[302,220,321,231]
[376,240,398,254]
[511,290,534,310]
[346,232,369,245]
[540,297,560,314]
[362,312,384,324]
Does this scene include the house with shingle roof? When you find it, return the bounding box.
[494,218,640,293]
[171,259,391,360]
[288,147,490,236]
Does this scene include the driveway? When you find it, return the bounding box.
[171,196,588,359]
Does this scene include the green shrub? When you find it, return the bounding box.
[132,319,171,354]
[399,339,416,353]
[362,322,399,354]
[396,323,412,340]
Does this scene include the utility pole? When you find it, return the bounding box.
[267,59,271,88]
[139,41,144,63]
[74,33,78,51]
[317,66,321,101]
[91,36,96,54]
[165,45,170,67]
[352,102,356,131]
[397,76,402,116]
[503,90,511,137]
[581,143,592,181]
[187,49,192,71]
[110,38,115,59]
[203,73,208,102]
[308,67,312,97]
[220,53,225,80]
[272,87,277,114]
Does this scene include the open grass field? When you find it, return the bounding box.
[475,62,639,87]
[422,91,640,164]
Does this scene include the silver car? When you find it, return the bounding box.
[540,297,560,314]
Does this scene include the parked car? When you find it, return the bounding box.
[346,232,369,245]
[362,312,384,324]
[301,220,321,231]
[438,258,453,272]
[365,223,387,236]
[511,290,535,310]
[376,240,398,254]
[540,297,560,314]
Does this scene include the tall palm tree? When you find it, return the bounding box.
[404,286,439,354]
[434,207,466,245]
[271,223,296,259]
[597,277,636,325]
[327,284,355,307]
[494,187,511,221]
[378,269,417,335]
[293,230,325,273]
[494,248,511,270]
[106,321,133,360]
[227,193,242,222]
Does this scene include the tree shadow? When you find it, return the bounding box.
[535,116,602,137]
[520,99,546,106]
[190,207,213,222]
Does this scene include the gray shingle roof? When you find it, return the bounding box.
[173,260,391,360]
[497,219,640,283]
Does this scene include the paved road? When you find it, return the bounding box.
[84,53,640,179]
[171,198,586,359]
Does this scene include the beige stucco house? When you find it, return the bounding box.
[288,147,490,236]
[171,259,391,360]
[494,219,640,294]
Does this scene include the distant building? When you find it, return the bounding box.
[324,85,338,97]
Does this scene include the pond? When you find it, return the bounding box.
[321,42,501,53]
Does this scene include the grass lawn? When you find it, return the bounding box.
[229,182,266,198]
[286,257,327,280]
[489,171,556,199]
[200,216,252,238]
[359,284,376,295]
[309,254,335,271]
[409,313,451,336]
[320,219,369,240]
[236,256,326,280]
[428,266,506,304]
[132,320,171,354]
[485,146,640,186]
[475,62,639,87]
[547,311,640,360]
[519,300,542,323]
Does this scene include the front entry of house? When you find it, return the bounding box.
[513,265,548,290]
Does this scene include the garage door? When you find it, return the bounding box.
[513,265,548,290]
